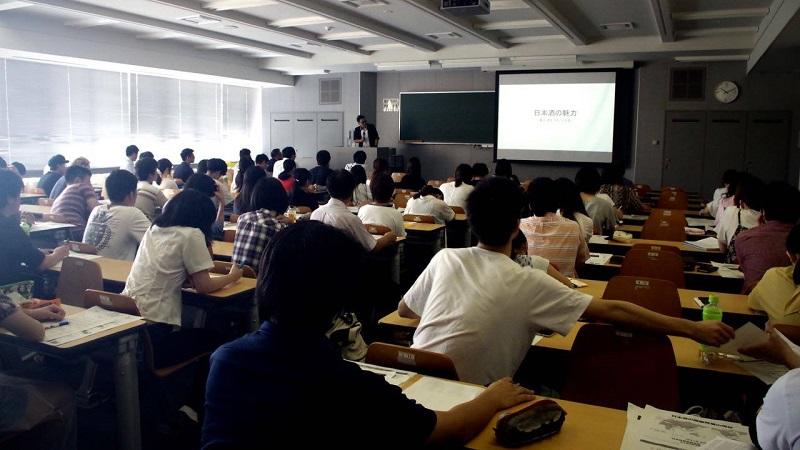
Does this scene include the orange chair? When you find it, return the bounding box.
[64,241,98,255]
[365,342,459,381]
[630,243,681,256]
[450,206,465,214]
[641,216,687,242]
[391,172,406,183]
[294,206,312,214]
[403,214,435,224]
[602,276,682,317]
[634,184,651,197]
[55,257,103,307]
[394,193,412,208]
[427,180,443,188]
[562,323,679,411]
[657,190,688,210]
[620,249,686,288]
[364,224,392,235]
[228,214,240,224]
[222,229,236,243]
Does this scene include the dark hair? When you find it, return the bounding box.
[454,163,472,188]
[184,173,217,198]
[293,168,311,187]
[157,158,173,176]
[372,158,389,178]
[350,165,367,185]
[238,166,268,214]
[197,159,208,175]
[0,169,23,208]
[356,114,365,122]
[105,169,138,203]
[255,154,268,165]
[471,163,489,178]
[734,174,765,211]
[723,171,740,198]
[575,167,602,194]
[722,169,738,186]
[495,159,514,178]
[511,232,528,259]
[353,150,367,164]
[257,221,364,333]
[327,170,356,200]
[407,157,422,178]
[180,148,194,161]
[11,162,26,176]
[279,160,296,181]
[787,224,800,284]
[527,177,558,216]
[48,154,68,170]
[554,177,588,221]
[153,189,216,244]
[370,173,394,203]
[270,148,282,159]
[0,157,6,169]
[207,158,228,175]
[466,177,523,247]
[601,163,625,186]
[413,185,443,200]
[251,178,289,214]
[316,150,331,166]
[65,165,91,183]
[239,148,251,159]
[126,145,139,157]
[236,157,255,189]
[135,157,158,181]
[138,151,154,160]
[762,181,800,224]
[281,146,296,159]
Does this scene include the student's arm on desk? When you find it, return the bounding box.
[427,377,535,446]
[39,244,70,270]
[398,299,419,320]
[584,298,735,346]
[372,231,398,252]
[191,266,243,294]
[739,325,800,369]
[547,265,572,288]
[2,305,65,342]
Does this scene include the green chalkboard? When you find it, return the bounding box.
[400,91,496,144]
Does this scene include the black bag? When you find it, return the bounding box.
[495,399,567,447]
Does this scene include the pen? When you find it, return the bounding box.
[44,320,70,329]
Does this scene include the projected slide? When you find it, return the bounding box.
[496,72,616,163]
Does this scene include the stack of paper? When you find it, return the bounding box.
[589,235,609,244]
[403,376,484,411]
[353,361,415,386]
[687,218,716,228]
[621,404,753,449]
[30,221,75,232]
[50,252,103,270]
[710,262,745,279]
[585,253,613,266]
[713,323,789,384]
[44,306,141,346]
[685,237,719,250]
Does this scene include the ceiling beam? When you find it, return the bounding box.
[272,0,442,52]
[747,0,800,72]
[492,0,528,11]
[202,0,278,10]
[400,0,510,49]
[268,15,333,28]
[150,0,371,55]
[672,8,770,21]
[0,1,32,12]
[25,0,314,58]
[678,26,758,38]
[647,0,675,42]
[519,0,588,45]
[478,19,550,30]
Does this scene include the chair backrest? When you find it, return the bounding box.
[391,172,405,183]
[83,289,141,316]
[602,276,682,317]
[657,190,688,210]
[394,188,412,196]
[229,214,240,224]
[450,206,465,214]
[56,257,104,307]
[294,206,311,214]
[37,197,54,206]
[562,323,680,411]
[64,241,98,255]
[634,184,651,197]
[630,243,681,256]
[620,249,686,287]
[641,216,687,242]
[427,180,442,188]
[365,342,459,380]
[222,229,236,243]
[403,213,435,224]
[394,193,412,208]
[364,223,392,235]
[774,324,800,345]
[212,261,256,278]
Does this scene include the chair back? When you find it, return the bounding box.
[391,172,406,183]
[365,342,459,381]
[222,229,236,243]
[427,180,442,188]
[65,241,98,255]
[56,258,104,307]
[83,289,141,316]
[630,243,681,255]
[229,214,240,224]
[620,249,686,287]
[403,214,435,224]
[365,224,392,235]
[450,206,465,214]
[634,184,651,197]
[657,190,688,210]
[641,216,686,242]
[295,206,311,214]
[602,276,682,317]
[394,193,412,208]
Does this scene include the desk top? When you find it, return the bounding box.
[588,235,722,256]
[212,241,233,258]
[20,193,46,199]
[58,304,146,349]
[20,204,52,216]
[403,221,445,232]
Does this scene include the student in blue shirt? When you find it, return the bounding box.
[202,220,536,449]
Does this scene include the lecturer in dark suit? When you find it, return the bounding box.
[353,115,379,147]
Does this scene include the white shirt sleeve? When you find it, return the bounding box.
[182,230,215,275]
[129,209,152,242]
[757,368,800,450]
[524,271,592,336]
[349,216,378,251]
[403,253,439,315]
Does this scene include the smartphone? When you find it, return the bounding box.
[694,296,709,307]
[696,262,718,273]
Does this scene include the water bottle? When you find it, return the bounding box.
[700,294,722,364]
[20,221,31,236]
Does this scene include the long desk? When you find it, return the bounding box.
[20,192,46,204]
[20,204,53,217]
[588,235,724,261]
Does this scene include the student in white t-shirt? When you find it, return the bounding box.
[122,189,242,370]
[207,158,233,207]
[358,173,406,238]
[157,158,179,191]
[83,170,151,261]
[344,150,367,172]
[715,174,764,259]
[404,186,455,225]
[398,177,734,386]
[350,165,371,206]
[438,164,474,209]
[134,157,168,221]
[272,147,296,178]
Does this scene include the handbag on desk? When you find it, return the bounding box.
[326,311,367,362]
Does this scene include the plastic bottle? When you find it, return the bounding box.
[20,221,31,236]
[700,294,723,364]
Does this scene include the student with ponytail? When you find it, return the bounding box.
[438,164,473,209]
[747,224,800,326]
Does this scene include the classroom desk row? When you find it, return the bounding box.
[587,235,724,262]
[20,203,52,216]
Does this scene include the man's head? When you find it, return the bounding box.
[370,173,394,204]
[138,151,154,160]
[105,169,138,206]
[472,163,489,180]
[206,158,228,179]
[466,177,524,248]
[316,150,331,167]
[575,167,602,194]
[327,170,356,202]
[157,158,173,176]
[353,150,367,165]
[281,147,296,160]
[72,157,91,169]
[0,169,23,214]
[239,148,251,160]
[10,162,26,176]
[255,154,268,168]
[526,177,558,217]
[356,115,367,127]
[180,148,195,163]
[762,181,800,224]
[270,148,282,160]
[293,168,311,188]
[135,157,159,183]
[65,165,91,185]
[48,154,69,174]
[126,145,139,161]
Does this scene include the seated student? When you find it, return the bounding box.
[398,176,734,386]
[277,159,296,194]
[206,158,233,207]
[520,177,589,278]
[255,153,269,172]
[344,150,367,172]
[310,150,334,187]
[83,170,150,261]
[173,148,195,186]
[157,158,179,191]
[371,157,390,183]
[202,220,535,449]
[405,186,455,225]
[265,148,282,174]
[494,159,520,185]
[737,182,800,293]
[122,189,242,369]
[288,168,319,211]
[350,165,371,206]
[599,163,648,213]
[10,162,26,177]
[358,174,406,238]
[510,232,572,287]
[50,157,90,200]
[554,177,593,242]
[38,154,68,197]
[51,165,98,231]
[399,157,426,191]
[747,224,800,326]
[702,169,738,218]
[233,157,254,198]
[232,178,289,270]
[233,166,267,215]
[272,147,296,178]
[184,174,226,240]
[716,174,764,261]
[575,167,618,235]
[470,162,489,185]
[121,145,138,173]
[439,164,474,209]
[311,170,396,252]
[196,159,209,178]
[134,157,168,221]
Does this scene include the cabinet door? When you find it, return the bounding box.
[317,112,343,149]
[702,111,746,199]
[270,113,293,151]
[293,112,317,169]
[745,111,791,182]
[662,111,706,192]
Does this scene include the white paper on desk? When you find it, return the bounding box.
[569,278,588,288]
[686,237,719,250]
[699,437,755,450]
[624,214,649,221]
[708,261,745,279]
[589,235,609,244]
[620,403,645,450]
[403,376,483,411]
[223,222,237,231]
[776,329,800,357]
[353,361,415,386]
[30,221,74,232]
[735,360,788,385]
[585,253,613,265]
[50,252,103,271]
[687,218,716,228]
[44,306,141,346]
[716,322,766,359]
